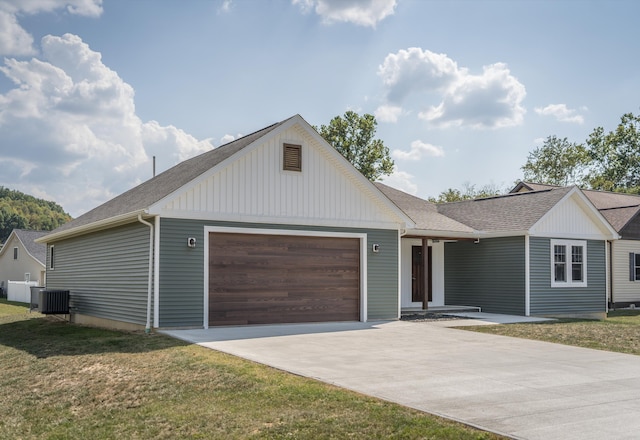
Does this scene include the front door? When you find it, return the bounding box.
[411,246,432,304]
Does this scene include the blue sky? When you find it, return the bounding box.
[1,0,639,216]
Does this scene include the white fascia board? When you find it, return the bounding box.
[403,229,480,239]
[35,210,150,243]
[156,209,405,230]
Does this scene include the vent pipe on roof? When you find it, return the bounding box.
[153,156,156,177]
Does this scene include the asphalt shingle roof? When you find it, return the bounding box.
[436,187,574,232]
[515,182,640,233]
[51,117,291,235]
[13,229,48,265]
[374,183,474,233]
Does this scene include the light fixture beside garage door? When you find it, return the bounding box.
[187,237,197,248]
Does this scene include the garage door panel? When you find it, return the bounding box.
[209,232,360,326]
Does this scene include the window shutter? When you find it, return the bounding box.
[630,253,635,281]
[283,144,301,172]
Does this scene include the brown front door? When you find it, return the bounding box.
[411,245,432,304]
[209,233,360,326]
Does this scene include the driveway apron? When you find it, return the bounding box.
[163,320,640,440]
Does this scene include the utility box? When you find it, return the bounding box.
[38,290,70,314]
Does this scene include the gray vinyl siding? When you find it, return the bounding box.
[529,237,606,315]
[159,218,398,327]
[46,223,151,325]
[444,236,525,315]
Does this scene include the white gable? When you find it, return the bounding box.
[149,120,409,229]
[530,190,617,240]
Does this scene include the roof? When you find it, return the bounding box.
[511,181,560,193]
[513,181,640,233]
[46,117,292,236]
[40,114,413,242]
[3,229,48,265]
[436,187,574,232]
[374,183,475,234]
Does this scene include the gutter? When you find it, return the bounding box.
[137,213,154,334]
[36,210,147,243]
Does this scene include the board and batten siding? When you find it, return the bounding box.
[610,239,640,305]
[444,237,526,315]
[158,218,399,327]
[46,223,151,326]
[156,125,400,229]
[529,237,606,315]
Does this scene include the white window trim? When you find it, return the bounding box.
[550,239,587,288]
[49,245,55,270]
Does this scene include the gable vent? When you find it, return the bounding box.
[283,143,302,172]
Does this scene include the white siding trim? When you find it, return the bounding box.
[202,225,369,328]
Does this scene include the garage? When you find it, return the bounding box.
[208,232,361,326]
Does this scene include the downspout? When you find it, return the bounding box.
[138,213,154,334]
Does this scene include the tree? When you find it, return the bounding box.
[521,136,590,186]
[428,182,503,203]
[586,112,640,192]
[316,111,394,181]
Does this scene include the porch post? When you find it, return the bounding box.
[422,238,429,310]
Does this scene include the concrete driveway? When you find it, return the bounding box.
[163,318,640,440]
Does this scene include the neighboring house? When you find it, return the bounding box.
[381,184,618,319]
[513,181,640,308]
[0,229,48,292]
[37,115,414,331]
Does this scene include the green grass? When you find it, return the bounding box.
[0,300,502,440]
[461,309,640,355]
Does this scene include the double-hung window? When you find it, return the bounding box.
[551,239,587,287]
[629,253,640,281]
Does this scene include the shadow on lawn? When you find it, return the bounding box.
[0,316,187,359]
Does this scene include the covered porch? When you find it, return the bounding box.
[399,235,479,313]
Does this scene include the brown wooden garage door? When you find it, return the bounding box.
[209,232,360,326]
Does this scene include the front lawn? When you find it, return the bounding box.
[462,309,640,355]
[0,300,502,439]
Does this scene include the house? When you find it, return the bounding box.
[381,184,619,319]
[0,229,48,299]
[513,181,640,308]
[37,115,414,331]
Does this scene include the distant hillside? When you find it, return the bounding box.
[0,187,72,243]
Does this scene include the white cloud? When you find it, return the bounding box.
[0,0,103,56]
[374,104,402,123]
[393,140,444,161]
[379,168,418,195]
[218,0,232,14]
[220,133,242,144]
[292,0,396,27]
[0,33,213,216]
[378,48,526,129]
[534,103,585,124]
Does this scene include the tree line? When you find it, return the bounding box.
[0,187,72,244]
[315,110,640,202]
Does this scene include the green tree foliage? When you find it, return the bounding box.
[428,182,504,203]
[586,112,640,192]
[0,187,72,243]
[316,111,394,181]
[521,136,590,186]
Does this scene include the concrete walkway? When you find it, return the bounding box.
[162,316,640,440]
